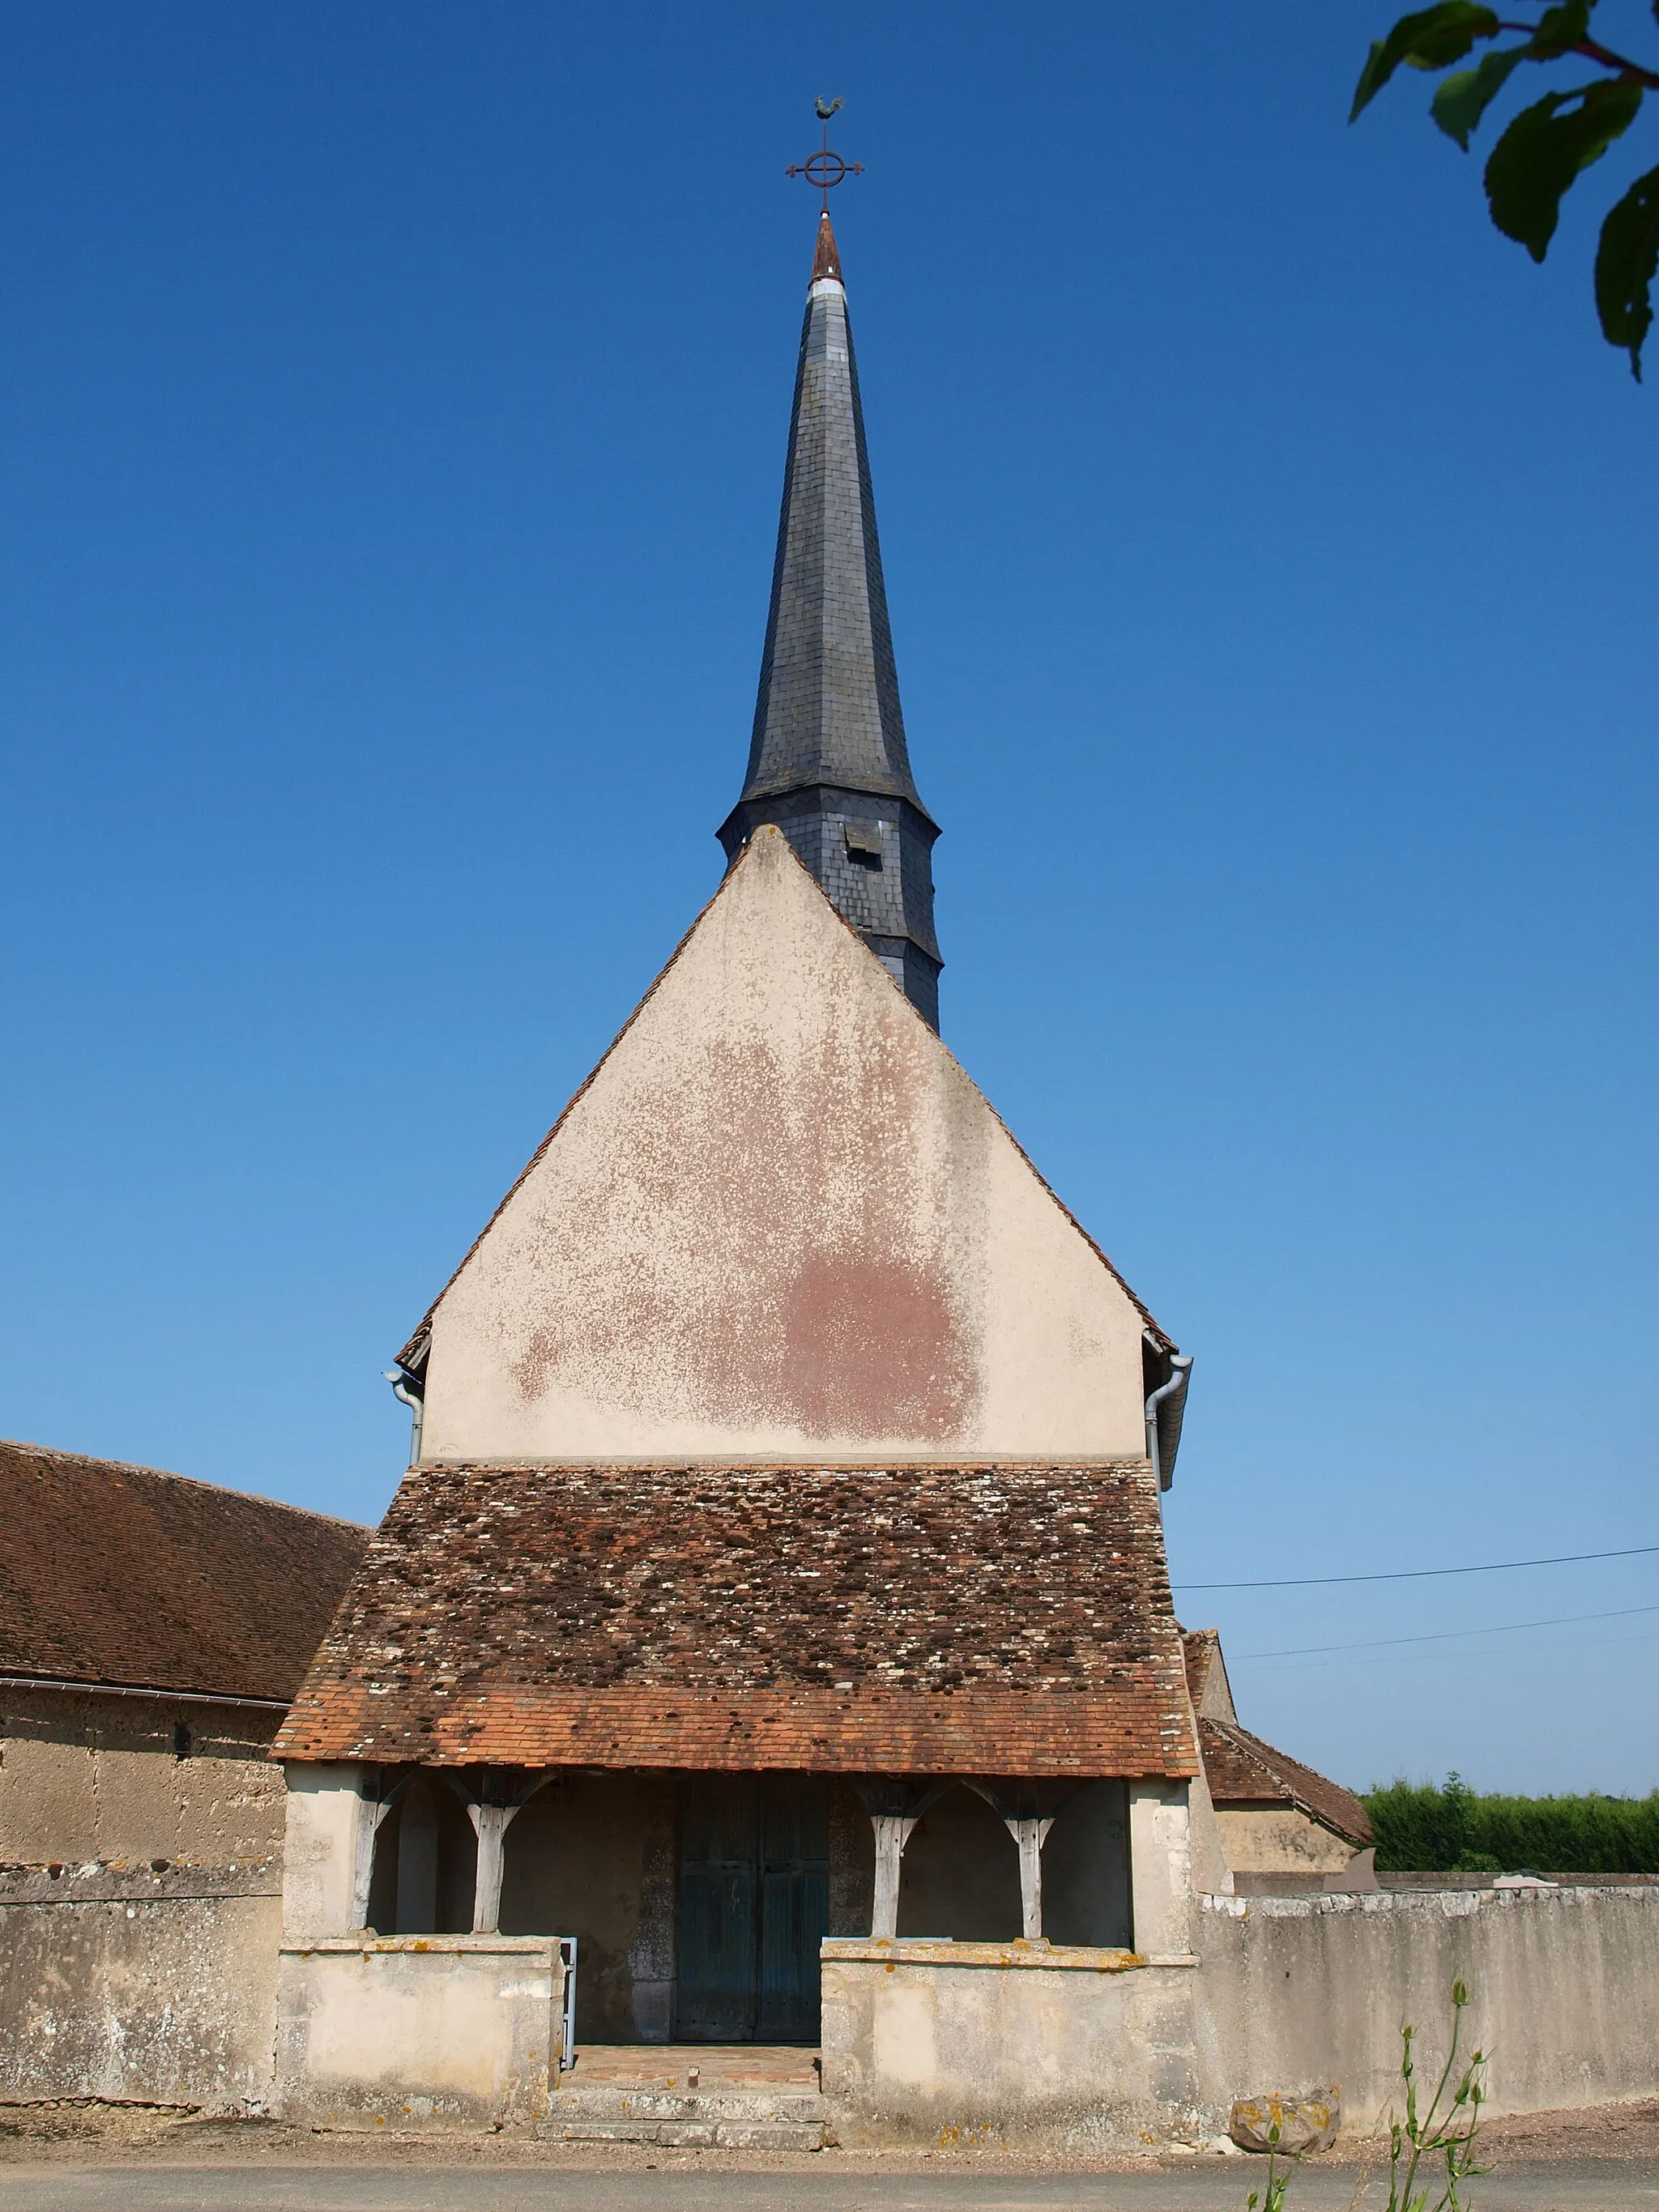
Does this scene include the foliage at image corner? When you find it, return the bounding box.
[1352,0,1659,376]
[1363,1771,1659,1871]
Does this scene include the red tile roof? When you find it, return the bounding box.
[0,1440,371,1704]
[1198,1715,1372,1848]
[276,1460,1196,1776]
[1181,1627,1236,1722]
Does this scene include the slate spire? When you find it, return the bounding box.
[717,211,942,1027]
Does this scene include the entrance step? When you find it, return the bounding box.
[544,2047,827,2149]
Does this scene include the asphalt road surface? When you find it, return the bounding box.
[4,2166,1657,2211]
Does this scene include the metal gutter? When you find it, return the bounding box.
[0,1673,290,1711]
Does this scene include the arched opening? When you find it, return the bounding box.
[1040,1778,1132,1947]
[365,1773,478,1934]
[896,1784,1021,1940]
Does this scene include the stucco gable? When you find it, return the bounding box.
[415,827,1166,1464]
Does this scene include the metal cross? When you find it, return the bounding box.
[786,96,864,214]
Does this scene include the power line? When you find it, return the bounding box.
[1172,1541,1659,1592]
[1235,1601,1659,1661]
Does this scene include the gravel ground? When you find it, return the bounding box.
[2,2094,1657,2176]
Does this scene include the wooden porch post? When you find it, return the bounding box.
[1008,1815,1055,1940]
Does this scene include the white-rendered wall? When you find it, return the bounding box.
[281,1762,362,1941]
[419,830,1152,1464]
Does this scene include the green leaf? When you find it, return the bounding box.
[1432,46,1529,146]
[1484,79,1644,260]
[1352,2,1501,121]
[1595,162,1659,377]
[1528,1,1592,58]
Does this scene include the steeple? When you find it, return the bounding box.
[717,211,942,1027]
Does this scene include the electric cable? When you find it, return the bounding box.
[1172,1541,1659,1592]
[1235,1601,1659,1660]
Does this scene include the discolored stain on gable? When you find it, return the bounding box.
[779,1253,969,1440]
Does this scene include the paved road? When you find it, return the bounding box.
[3,2165,1657,2211]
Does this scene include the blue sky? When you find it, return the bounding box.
[4,3,1655,1795]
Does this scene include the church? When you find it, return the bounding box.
[271,196,1218,2127]
[6,181,1644,2156]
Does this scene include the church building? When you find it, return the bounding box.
[271,202,1215,2133]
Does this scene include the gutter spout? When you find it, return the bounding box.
[382,1368,424,1465]
[1145,1354,1193,1493]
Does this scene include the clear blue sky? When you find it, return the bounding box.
[4,3,1655,1796]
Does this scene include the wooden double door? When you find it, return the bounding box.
[676,1775,829,2041]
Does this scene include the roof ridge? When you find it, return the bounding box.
[0,1439,371,1532]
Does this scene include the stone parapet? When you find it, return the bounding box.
[820,1941,1202,2150]
[274,1935,562,2129]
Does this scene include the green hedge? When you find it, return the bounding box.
[1363,1774,1659,1873]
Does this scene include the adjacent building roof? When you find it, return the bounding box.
[0,1440,371,1705]
[275,1458,1198,1777]
[1198,1715,1373,1849]
[1182,1627,1238,1724]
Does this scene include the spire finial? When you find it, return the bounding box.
[785,96,864,218]
[812,210,842,284]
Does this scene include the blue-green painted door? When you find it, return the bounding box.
[676,1775,828,2041]
[758,1775,829,2039]
[676,1776,758,2039]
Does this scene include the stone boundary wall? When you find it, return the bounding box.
[1196,1884,1659,2125]
[818,1890,1659,2147]
[0,1862,279,2110]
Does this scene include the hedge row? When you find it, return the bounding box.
[1363,1775,1659,1873]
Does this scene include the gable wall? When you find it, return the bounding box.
[420,832,1151,1464]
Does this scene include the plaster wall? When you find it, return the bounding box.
[0,1861,279,2109]
[275,1937,561,2129]
[821,1886,1659,2146]
[821,1941,1201,2150]
[0,1689,284,1868]
[1215,1806,1355,1877]
[419,829,1153,1464]
[1195,1884,1659,2124]
[281,1762,363,1941]
[1128,1779,1196,1957]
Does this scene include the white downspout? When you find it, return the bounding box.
[382,1368,424,1464]
[1145,1354,1192,1492]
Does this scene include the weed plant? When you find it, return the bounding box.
[1240,1980,1488,2212]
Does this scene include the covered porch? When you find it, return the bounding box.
[284,1758,1189,2051]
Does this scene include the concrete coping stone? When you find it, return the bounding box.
[279,1936,558,1957]
[1199,1885,1659,1922]
[821,1938,1196,1971]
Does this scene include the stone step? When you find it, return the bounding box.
[559,2119,824,2149]
[545,2086,829,2150]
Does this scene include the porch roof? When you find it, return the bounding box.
[275,1459,1196,1776]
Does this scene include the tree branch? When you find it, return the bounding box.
[1495,20,1659,89]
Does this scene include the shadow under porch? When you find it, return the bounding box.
[358,1768,1134,2046]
